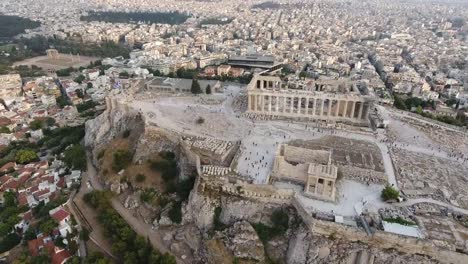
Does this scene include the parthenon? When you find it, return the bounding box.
[246,74,375,126]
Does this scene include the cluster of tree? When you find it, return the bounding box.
[381,185,399,201]
[200,17,233,26]
[29,117,55,131]
[0,15,40,39]
[56,95,71,108]
[394,94,467,127]
[63,144,86,171]
[56,67,76,77]
[80,11,189,25]
[0,126,10,134]
[12,65,46,77]
[76,100,97,113]
[19,36,131,59]
[38,125,85,155]
[252,209,289,243]
[0,191,26,253]
[112,149,133,172]
[0,141,38,168]
[15,149,39,164]
[74,74,86,84]
[252,1,281,9]
[83,190,176,263]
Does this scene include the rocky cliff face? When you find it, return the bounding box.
[85,101,143,158]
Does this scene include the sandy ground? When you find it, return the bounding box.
[13,54,99,71]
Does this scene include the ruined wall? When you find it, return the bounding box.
[283,145,329,164]
[275,158,308,183]
[338,164,387,184]
[292,198,468,264]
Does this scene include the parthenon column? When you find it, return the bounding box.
[320,100,324,116]
[335,100,340,116]
[248,95,252,111]
[305,97,309,116]
[312,98,317,116]
[327,100,332,117]
[253,95,256,111]
[358,102,364,120]
[261,95,265,112]
[297,97,302,114]
[290,96,294,113]
[268,96,272,112]
[275,96,279,112]
[344,101,348,117]
[283,97,287,113]
[257,95,261,111]
[351,101,356,119]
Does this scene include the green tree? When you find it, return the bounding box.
[63,144,86,170]
[135,173,146,183]
[38,218,57,234]
[75,89,84,98]
[190,79,202,94]
[87,82,93,89]
[299,71,307,79]
[112,149,133,172]
[74,74,85,84]
[381,185,400,201]
[393,94,407,110]
[45,117,55,127]
[119,71,130,78]
[29,119,44,130]
[0,126,10,134]
[15,149,38,164]
[206,84,212,94]
[168,201,182,224]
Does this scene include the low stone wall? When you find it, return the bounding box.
[292,198,468,264]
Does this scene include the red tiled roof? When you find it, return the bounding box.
[51,249,71,264]
[51,209,70,223]
[18,193,28,206]
[22,211,33,221]
[57,177,65,188]
[28,236,55,256]
[33,188,50,199]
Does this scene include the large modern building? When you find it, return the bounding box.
[228,54,283,71]
[246,73,376,126]
[145,77,221,94]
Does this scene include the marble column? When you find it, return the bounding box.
[358,102,363,120]
[297,97,302,114]
[313,98,317,116]
[327,100,332,117]
[335,100,340,116]
[305,97,309,116]
[275,96,279,112]
[248,95,252,111]
[344,101,348,117]
[351,101,356,119]
[290,96,294,113]
[320,100,324,116]
[283,97,287,113]
[268,96,272,112]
